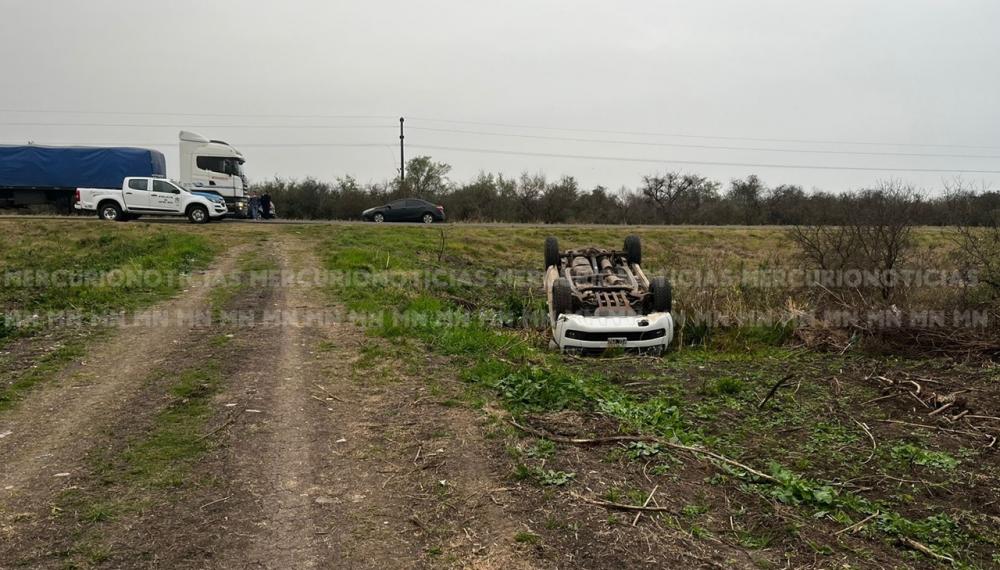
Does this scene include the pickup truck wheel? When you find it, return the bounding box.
[373,213,385,223]
[422,213,434,224]
[98,202,122,222]
[625,235,642,265]
[187,205,209,224]
[650,276,672,313]
[544,237,561,269]
[552,277,573,317]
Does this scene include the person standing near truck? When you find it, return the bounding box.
[248,192,261,220]
[260,193,272,220]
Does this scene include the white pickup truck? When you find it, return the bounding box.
[75,177,228,223]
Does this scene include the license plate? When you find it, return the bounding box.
[607,337,627,347]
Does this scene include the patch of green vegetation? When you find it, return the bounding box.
[512,464,575,486]
[736,529,775,549]
[705,376,743,396]
[0,337,89,412]
[601,486,654,507]
[803,421,859,455]
[106,364,223,487]
[514,531,541,545]
[875,512,969,561]
[889,443,959,471]
[624,441,662,459]
[0,224,218,414]
[537,469,575,486]
[681,504,709,517]
[523,439,556,459]
[0,226,215,322]
[690,525,711,539]
[763,462,837,507]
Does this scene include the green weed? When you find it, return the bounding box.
[889,443,959,471]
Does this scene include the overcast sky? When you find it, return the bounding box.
[2,0,999,194]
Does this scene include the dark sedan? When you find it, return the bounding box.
[361,198,445,223]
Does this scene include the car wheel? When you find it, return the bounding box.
[422,213,434,224]
[99,202,122,221]
[650,276,672,312]
[552,277,573,317]
[625,235,642,265]
[373,213,385,223]
[544,237,561,269]
[187,205,209,224]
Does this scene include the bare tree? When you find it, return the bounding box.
[516,172,545,222]
[947,180,1000,296]
[640,172,717,223]
[788,181,921,301]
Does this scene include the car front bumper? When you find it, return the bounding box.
[553,312,674,351]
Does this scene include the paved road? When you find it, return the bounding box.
[0,214,787,230]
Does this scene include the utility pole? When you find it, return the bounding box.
[399,117,405,190]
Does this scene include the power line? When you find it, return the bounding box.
[0,107,996,151]
[408,126,1000,161]
[409,144,1000,175]
[0,141,395,149]
[9,120,998,160]
[0,121,396,129]
[0,108,395,120]
[6,138,1000,174]
[408,117,1000,151]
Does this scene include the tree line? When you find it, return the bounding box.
[252,156,1000,226]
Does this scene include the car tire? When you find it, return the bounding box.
[422,213,434,224]
[552,277,573,317]
[187,205,209,224]
[98,202,122,222]
[373,213,385,223]
[625,235,642,265]
[544,236,561,269]
[650,276,672,313]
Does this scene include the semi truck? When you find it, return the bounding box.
[178,131,248,215]
[0,131,248,215]
[0,145,166,212]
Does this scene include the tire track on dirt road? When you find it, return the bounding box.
[220,234,330,569]
[0,248,243,507]
[220,232,536,569]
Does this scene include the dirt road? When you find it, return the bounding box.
[0,247,243,525]
[1,231,534,569]
[215,233,532,569]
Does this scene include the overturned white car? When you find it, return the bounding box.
[544,235,674,353]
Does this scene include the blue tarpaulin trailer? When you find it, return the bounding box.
[0,145,167,211]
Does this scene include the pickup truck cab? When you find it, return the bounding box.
[75,177,228,223]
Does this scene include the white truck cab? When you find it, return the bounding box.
[75,176,228,223]
[178,131,248,216]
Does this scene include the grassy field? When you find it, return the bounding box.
[311,224,998,568]
[0,222,222,411]
[1,220,996,568]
